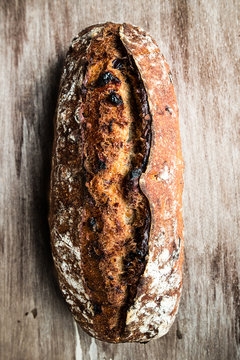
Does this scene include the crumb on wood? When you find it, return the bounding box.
[176,327,183,339]
[31,308,38,318]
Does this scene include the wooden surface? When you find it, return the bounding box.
[0,0,239,359]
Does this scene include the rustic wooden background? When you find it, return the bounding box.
[1,0,239,359]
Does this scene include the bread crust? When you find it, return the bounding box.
[49,22,184,343]
[120,23,184,341]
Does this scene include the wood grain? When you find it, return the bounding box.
[0,0,239,359]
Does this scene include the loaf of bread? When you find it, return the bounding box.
[49,22,184,343]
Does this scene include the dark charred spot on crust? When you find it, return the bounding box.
[123,221,149,268]
[124,254,135,268]
[128,251,136,261]
[172,237,181,260]
[81,60,89,83]
[101,124,109,134]
[109,119,114,132]
[93,303,102,315]
[93,241,104,257]
[88,217,97,232]
[112,58,126,70]
[115,219,122,233]
[97,71,114,86]
[141,96,149,117]
[96,71,121,87]
[135,216,150,258]
[108,91,123,106]
[80,84,88,100]
[88,241,103,260]
[135,226,143,243]
[123,168,143,196]
[157,296,163,304]
[165,105,173,114]
[108,275,114,280]
[94,156,107,173]
[135,248,147,262]
[116,286,124,293]
[130,168,142,179]
[142,142,151,171]
[98,159,107,170]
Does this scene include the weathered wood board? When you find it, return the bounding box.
[0,0,239,359]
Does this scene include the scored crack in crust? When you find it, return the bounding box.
[79,24,151,340]
[49,22,184,343]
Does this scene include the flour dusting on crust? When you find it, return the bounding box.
[120,23,184,342]
[49,22,184,343]
[49,25,104,335]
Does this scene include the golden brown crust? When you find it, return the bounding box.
[49,22,184,343]
[120,23,184,341]
[78,23,151,340]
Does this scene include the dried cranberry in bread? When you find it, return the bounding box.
[49,22,184,343]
